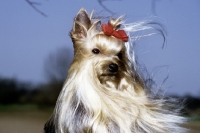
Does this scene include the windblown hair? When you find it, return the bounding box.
[44,8,187,133]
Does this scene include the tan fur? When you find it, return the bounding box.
[44,8,187,133]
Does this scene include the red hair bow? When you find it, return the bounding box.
[102,21,128,41]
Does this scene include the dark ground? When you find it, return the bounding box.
[0,111,199,133]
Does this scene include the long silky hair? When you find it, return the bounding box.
[44,8,187,133]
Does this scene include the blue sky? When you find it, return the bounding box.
[0,0,200,96]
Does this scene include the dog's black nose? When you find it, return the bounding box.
[109,63,118,72]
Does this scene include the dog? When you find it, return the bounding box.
[44,8,186,133]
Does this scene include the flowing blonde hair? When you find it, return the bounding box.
[44,8,187,133]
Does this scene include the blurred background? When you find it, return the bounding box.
[0,0,200,132]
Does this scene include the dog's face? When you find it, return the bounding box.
[91,34,127,88]
[69,9,135,91]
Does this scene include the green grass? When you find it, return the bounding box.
[0,104,39,112]
[193,116,200,122]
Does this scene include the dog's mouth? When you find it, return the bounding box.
[101,73,117,77]
[99,72,119,88]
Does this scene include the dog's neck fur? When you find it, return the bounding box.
[44,8,187,133]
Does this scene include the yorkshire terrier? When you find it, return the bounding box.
[44,8,186,133]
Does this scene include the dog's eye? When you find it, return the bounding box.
[117,52,123,59]
[92,48,100,54]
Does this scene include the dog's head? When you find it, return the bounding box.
[69,8,144,92]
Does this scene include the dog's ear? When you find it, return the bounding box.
[72,8,91,38]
